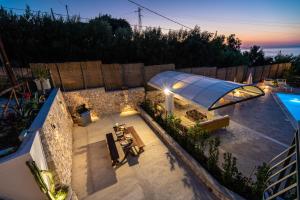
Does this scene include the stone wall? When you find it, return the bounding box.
[39,89,73,185]
[146,90,164,104]
[63,87,145,117]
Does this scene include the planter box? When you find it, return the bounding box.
[34,78,51,92]
[137,106,244,200]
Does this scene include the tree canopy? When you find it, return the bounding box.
[0,6,293,68]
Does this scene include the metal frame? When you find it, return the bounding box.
[263,130,299,200]
[208,85,264,110]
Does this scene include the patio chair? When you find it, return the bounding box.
[277,79,293,92]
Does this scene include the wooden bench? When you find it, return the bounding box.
[126,126,145,152]
[106,133,119,166]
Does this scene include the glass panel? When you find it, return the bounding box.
[179,84,201,100]
[181,75,200,84]
[174,73,191,81]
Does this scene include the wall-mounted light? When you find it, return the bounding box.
[164,88,170,95]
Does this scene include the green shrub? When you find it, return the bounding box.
[140,99,155,118]
[252,162,270,199]
[187,122,209,156]
[222,153,239,186]
[207,137,220,174]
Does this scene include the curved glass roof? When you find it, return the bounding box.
[148,71,264,110]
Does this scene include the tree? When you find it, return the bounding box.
[0,6,283,68]
[226,34,241,51]
[243,45,272,66]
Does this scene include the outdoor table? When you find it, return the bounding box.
[113,124,145,164]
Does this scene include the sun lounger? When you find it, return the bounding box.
[276,79,293,92]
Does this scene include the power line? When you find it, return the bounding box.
[1,6,178,31]
[3,6,298,35]
[127,0,192,30]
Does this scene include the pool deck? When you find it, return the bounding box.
[216,90,296,176]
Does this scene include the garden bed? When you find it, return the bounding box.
[139,99,270,200]
[0,91,47,157]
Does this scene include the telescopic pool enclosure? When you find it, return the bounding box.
[148,71,265,110]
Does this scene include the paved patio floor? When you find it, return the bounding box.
[216,91,296,176]
[72,111,216,200]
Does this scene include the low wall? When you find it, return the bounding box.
[63,87,145,117]
[138,106,244,200]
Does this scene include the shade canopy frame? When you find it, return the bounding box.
[148,71,264,110]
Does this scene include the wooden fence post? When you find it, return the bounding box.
[80,62,87,89]
[267,65,272,78]
[55,63,64,91]
[275,64,280,78]
[225,67,228,80]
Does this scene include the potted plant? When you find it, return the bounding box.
[32,67,51,93]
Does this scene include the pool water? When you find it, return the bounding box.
[276,93,300,122]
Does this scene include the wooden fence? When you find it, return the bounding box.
[0,62,292,91]
[29,62,176,91]
[30,61,291,91]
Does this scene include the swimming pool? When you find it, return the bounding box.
[276,93,300,122]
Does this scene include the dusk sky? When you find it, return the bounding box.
[1,0,300,48]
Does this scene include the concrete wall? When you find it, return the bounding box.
[0,133,47,200]
[63,87,145,117]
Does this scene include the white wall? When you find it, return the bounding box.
[0,151,45,200]
[30,131,48,170]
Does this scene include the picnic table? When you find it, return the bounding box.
[107,124,145,166]
[125,126,145,152]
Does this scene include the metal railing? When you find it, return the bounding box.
[263,130,299,200]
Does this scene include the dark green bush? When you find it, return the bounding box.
[207,137,220,174]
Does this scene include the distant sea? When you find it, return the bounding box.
[242,47,300,57]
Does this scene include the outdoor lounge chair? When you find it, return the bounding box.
[277,79,293,92]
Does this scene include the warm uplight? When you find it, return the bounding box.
[164,88,171,95]
[121,105,135,113]
[91,113,99,122]
[120,110,138,116]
